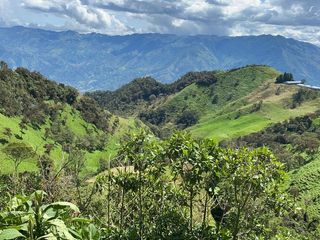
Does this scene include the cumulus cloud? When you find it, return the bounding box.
[78,0,320,44]
[22,0,133,34]
[9,0,320,45]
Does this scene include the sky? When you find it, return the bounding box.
[0,0,319,45]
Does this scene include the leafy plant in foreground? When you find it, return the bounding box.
[0,191,99,240]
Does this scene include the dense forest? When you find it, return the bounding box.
[1,62,320,239]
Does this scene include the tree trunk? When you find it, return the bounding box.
[202,192,208,232]
[120,188,125,233]
[138,170,143,239]
[189,187,194,232]
[232,206,241,240]
[107,158,111,228]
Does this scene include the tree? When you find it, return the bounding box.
[84,130,288,239]
[276,72,294,83]
[3,142,35,178]
[208,147,285,239]
[0,61,8,71]
[2,127,12,139]
[166,132,214,232]
[176,110,199,128]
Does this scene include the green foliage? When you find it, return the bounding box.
[176,109,200,128]
[0,63,146,176]
[0,63,110,132]
[0,191,99,240]
[75,97,111,132]
[233,114,320,169]
[91,130,285,239]
[86,77,168,115]
[230,112,320,238]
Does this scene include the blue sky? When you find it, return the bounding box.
[1,0,320,45]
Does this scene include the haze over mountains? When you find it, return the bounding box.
[1,26,320,91]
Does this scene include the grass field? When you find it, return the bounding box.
[189,98,320,140]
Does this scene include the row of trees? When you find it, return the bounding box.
[275,72,294,83]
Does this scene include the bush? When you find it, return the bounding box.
[176,110,199,127]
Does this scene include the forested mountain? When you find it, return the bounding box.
[1,26,320,90]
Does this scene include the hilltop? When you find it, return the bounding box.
[1,26,320,90]
[89,65,320,139]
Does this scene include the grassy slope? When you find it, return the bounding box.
[161,66,278,115]
[141,65,320,141]
[155,65,320,140]
[189,84,320,140]
[0,106,142,175]
[82,116,144,175]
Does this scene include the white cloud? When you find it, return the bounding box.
[3,0,317,45]
[22,0,132,34]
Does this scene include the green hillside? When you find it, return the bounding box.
[91,65,320,140]
[0,63,144,175]
[189,82,320,140]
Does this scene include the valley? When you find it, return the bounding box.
[1,62,320,239]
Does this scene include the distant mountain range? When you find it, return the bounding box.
[0,26,320,91]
